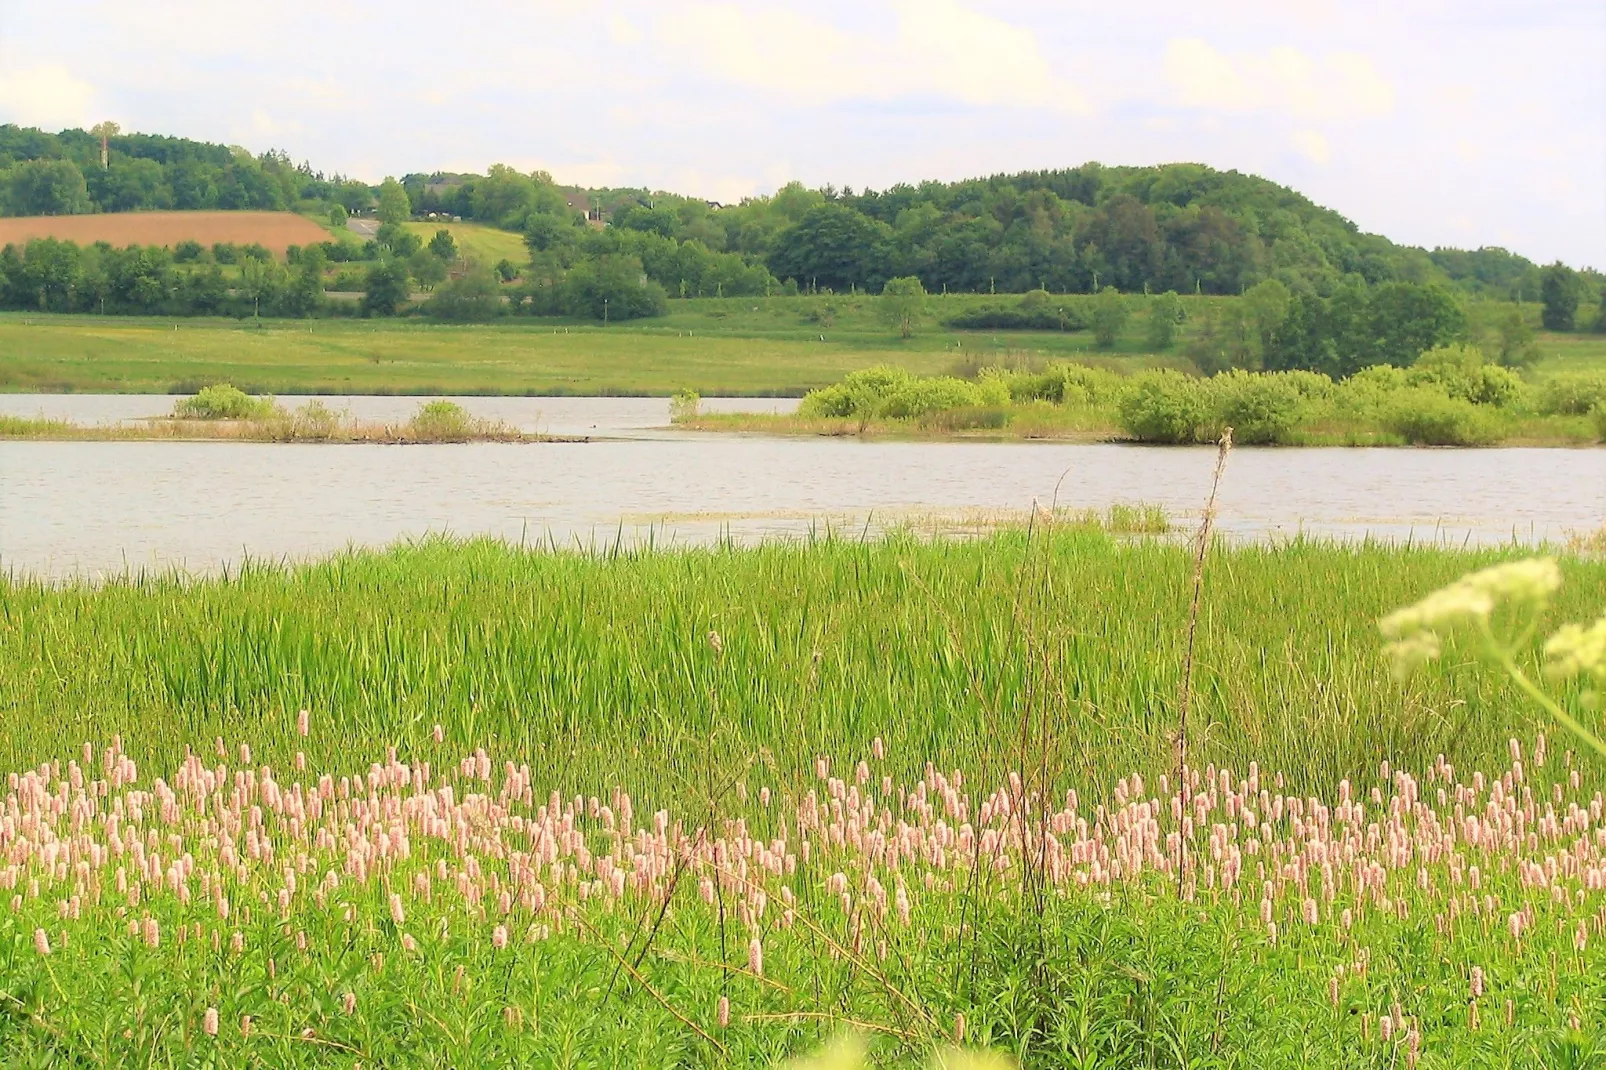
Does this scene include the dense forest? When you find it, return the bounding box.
[400,161,1595,302]
[0,125,372,217]
[3,122,1604,342]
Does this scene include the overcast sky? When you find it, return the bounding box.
[1,0,1601,266]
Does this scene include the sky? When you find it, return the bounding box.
[0,0,1601,267]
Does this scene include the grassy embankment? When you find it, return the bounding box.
[5,294,1597,398]
[0,294,1599,401]
[2,533,1604,1064]
[0,295,1171,397]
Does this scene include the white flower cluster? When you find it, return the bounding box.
[1546,617,1606,684]
[1380,558,1562,677]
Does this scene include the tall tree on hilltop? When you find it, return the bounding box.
[90,122,120,170]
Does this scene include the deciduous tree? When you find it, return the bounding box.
[1540,262,1578,331]
[376,178,411,226]
[878,276,926,338]
[1090,286,1129,350]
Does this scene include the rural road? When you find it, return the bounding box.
[346,218,380,239]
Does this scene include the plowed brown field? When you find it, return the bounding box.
[0,211,330,256]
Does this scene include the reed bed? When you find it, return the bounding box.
[0,400,577,444]
[3,532,1600,786]
[2,532,1604,1064]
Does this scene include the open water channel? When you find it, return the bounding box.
[1,395,1601,579]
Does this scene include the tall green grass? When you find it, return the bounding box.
[4,532,1598,790]
[4,533,1605,1066]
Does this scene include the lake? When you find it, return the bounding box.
[2,395,1600,579]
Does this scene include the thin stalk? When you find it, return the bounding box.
[1494,652,1606,761]
[1177,427,1232,894]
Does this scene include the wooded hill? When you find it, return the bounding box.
[1,123,1597,305]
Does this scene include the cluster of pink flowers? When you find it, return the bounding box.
[2,727,1602,1043]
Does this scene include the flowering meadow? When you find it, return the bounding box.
[2,533,1604,1066]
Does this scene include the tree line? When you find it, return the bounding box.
[3,123,1603,332]
[0,125,370,217]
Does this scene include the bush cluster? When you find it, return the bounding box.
[171,384,276,420]
[944,290,1089,331]
[798,366,1010,423]
[799,342,1603,446]
[406,400,476,442]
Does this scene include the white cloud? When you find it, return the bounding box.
[1290,128,1331,165]
[608,14,643,44]
[1164,38,1249,109]
[0,63,100,129]
[1165,38,1394,119]
[247,109,295,138]
[664,1,1088,113]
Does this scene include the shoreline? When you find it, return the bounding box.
[0,415,588,444]
[673,412,1604,449]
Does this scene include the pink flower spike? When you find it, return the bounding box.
[717,996,730,1029]
[33,929,50,956]
[432,724,445,744]
[748,935,763,977]
[203,1008,219,1037]
[297,709,310,737]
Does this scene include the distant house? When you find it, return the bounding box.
[559,187,607,229]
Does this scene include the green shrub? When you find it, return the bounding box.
[1277,369,1336,401]
[797,384,855,418]
[1537,375,1606,416]
[1117,371,1205,443]
[994,367,1065,404]
[798,366,913,418]
[944,291,1086,331]
[290,400,341,440]
[1383,388,1500,446]
[1200,370,1306,445]
[876,376,984,419]
[172,384,276,420]
[407,400,475,442]
[988,362,1121,406]
[669,388,700,423]
[424,263,502,321]
[1347,364,1407,393]
[1334,365,1407,418]
[1461,364,1524,407]
[1592,402,1606,443]
[1407,344,1523,407]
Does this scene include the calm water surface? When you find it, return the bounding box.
[1,395,1600,579]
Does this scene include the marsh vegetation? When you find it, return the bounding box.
[2,532,1604,1064]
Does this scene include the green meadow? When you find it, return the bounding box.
[4,294,1596,398]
